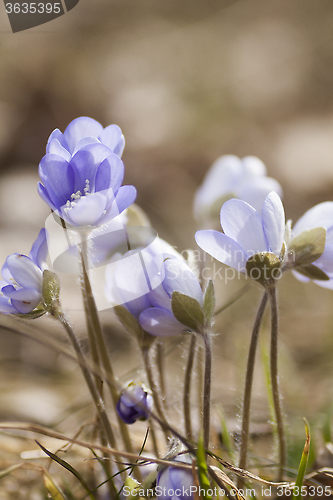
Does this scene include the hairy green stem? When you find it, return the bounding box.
[142,347,170,443]
[156,340,166,403]
[197,343,204,430]
[203,330,212,450]
[238,291,269,481]
[54,309,119,497]
[269,284,286,481]
[184,334,197,440]
[80,237,142,482]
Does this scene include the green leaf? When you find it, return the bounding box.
[203,281,215,323]
[294,264,329,281]
[36,441,96,500]
[171,292,204,332]
[292,419,310,500]
[196,435,212,500]
[246,252,281,283]
[289,227,326,266]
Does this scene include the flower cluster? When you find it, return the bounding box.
[116,381,153,424]
[38,117,136,228]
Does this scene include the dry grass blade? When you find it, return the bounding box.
[209,466,246,500]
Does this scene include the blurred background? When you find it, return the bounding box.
[1,0,333,496]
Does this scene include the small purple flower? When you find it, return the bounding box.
[38,142,136,227]
[0,229,48,314]
[106,243,203,336]
[195,191,285,275]
[194,155,282,221]
[116,382,153,424]
[46,117,125,160]
[156,454,194,500]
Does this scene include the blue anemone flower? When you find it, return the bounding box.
[0,229,48,314]
[156,454,194,500]
[116,382,153,424]
[38,142,136,227]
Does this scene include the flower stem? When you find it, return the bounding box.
[156,340,166,402]
[238,291,269,481]
[269,284,286,481]
[184,333,197,440]
[142,346,170,443]
[53,309,119,497]
[203,329,212,450]
[79,237,142,482]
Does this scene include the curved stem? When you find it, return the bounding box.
[184,334,197,440]
[269,284,286,481]
[238,291,269,479]
[203,330,212,450]
[142,347,170,443]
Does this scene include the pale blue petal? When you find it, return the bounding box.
[162,259,203,305]
[6,254,43,290]
[65,192,107,226]
[63,117,103,154]
[47,139,71,161]
[241,156,267,179]
[293,202,333,237]
[195,230,248,272]
[139,308,187,336]
[0,296,16,314]
[2,285,41,302]
[37,183,57,211]
[11,296,41,314]
[262,192,285,256]
[70,144,112,191]
[72,137,101,155]
[95,154,124,192]
[220,199,268,257]
[29,229,48,270]
[99,124,124,155]
[237,177,283,215]
[39,154,74,208]
[100,185,137,224]
[46,129,69,154]
[148,283,171,310]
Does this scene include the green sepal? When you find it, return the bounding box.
[289,227,326,266]
[171,291,204,333]
[203,280,215,323]
[196,435,212,500]
[113,305,155,348]
[246,252,281,284]
[42,270,60,311]
[295,264,329,281]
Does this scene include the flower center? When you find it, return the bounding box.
[64,179,91,214]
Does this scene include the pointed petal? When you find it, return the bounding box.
[39,154,74,208]
[220,199,268,257]
[293,202,333,237]
[63,117,103,154]
[139,307,186,336]
[195,230,248,272]
[47,139,71,161]
[6,254,43,290]
[262,192,285,256]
